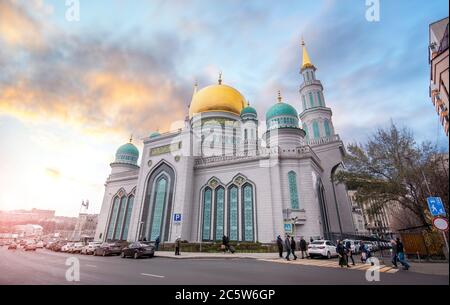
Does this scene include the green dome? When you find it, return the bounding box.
[115,142,139,165]
[149,131,161,138]
[241,106,257,116]
[266,102,298,121]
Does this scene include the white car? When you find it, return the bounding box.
[342,239,359,253]
[61,243,74,252]
[35,241,44,248]
[308,240,338,259]
[81,242,102,255]
[70,242,85,253]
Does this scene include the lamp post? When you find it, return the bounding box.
[331,162,344,239]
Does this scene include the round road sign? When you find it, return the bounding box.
[433,217,449,231]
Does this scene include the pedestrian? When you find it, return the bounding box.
[175,236,181,255]
[284,235,292,261]
[310,237,314,243]
[276,235,283,258]
[290,236,298,260]
[155,236,160,251]
[360,242,367,263]
[345,240,355,265]
[390,239,398,268]
[299,237,308,259]
[222,235,227,253]
[336,240,349,268]
[396,237,410,270]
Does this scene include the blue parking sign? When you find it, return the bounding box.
[173,213,182,222]
[427,197,446,216]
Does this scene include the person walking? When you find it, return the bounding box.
[222,235,228,253]
[290,236,298,260]
[390,239,398,268]
[360,242,367,263]
[396,237,410,270]
[175,236,181,256]
[284,235,292,261]
[345,240,355,265]
[276,235,283,258]
[336,240,349,268]
[155,236,160,251]
[299,237,308,259]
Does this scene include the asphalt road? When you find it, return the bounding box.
[0,247,448,285]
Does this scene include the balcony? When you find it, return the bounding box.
[306,134,341,146]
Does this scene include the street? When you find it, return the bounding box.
[0,247,448,285]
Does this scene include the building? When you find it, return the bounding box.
[70,213,98,241]
[95,41,355,244]
[0,208,55,223]
[347,191,369,235]
[429,17,449,136]
[13,224,43,238]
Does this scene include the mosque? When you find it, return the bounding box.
[94,41,355,244]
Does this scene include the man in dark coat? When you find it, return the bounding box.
[336,240,349,268]
[290,236,298,260]
[155,236,160,251]
[299,237,308,259]
[396,237,410,270]
[276,235,283,258]
[175,236,181,255]
[284,235,292,261]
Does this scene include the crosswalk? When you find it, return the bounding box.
[259,258,399,274]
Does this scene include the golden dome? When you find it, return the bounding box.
[189,84,247,118]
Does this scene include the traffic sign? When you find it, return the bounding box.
[433,217,449,231]
[173,213,182,222]
[427,197,446,216]
[284,223,292,233]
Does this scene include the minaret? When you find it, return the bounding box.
[299,39,335,143]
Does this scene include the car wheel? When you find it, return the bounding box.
[327,251,331,259]
[134,252,139,259]
[121,252,125,258]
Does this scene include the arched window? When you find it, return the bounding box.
[121,195,134,240]
[228,185,239,241]
[214,187,225,240]
[302,95,306,110]
[317,92,323,106]
[149,176,168,241]
[324,119,331,136]
[106,196,120,240]
[242,184,254,241]
[309,92,314,108]
[312,121,320,139]
[288,171,300,209]
[302,123,309,141]
[202,188,212,241]
[114,196,127,240]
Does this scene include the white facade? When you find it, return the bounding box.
[95,45,355,244]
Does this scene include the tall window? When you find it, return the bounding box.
[242,184,254,241]
[202,188,212,241]
[150,176,168,241]
[312,121,320,139]
[215,187,225,240]
[317,92,323,106]
[114,196,127,240]
[302,95,306,110]
[324,119,331,136]
[121,195,134,240]
[228,185,238,241]
[106,196,120,240]
[309,92,314,108]
[288,171,300,209]
[303,123,309,141]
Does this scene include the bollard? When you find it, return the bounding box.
[416,251,421,263]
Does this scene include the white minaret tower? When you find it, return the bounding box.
[298,39,335,143]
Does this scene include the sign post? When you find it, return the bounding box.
[432,217,449,260]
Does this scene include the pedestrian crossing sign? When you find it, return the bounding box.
[284,223,293,233]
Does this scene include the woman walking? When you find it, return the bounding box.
[336,240,349,268]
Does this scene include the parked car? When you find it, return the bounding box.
[342,239,359,254]
[25,242,37,251]
[61,242,74,252]
[35,241,44,248]
[52,241,66,252]
[94,242,123,256]
[81,242,102,255]
[8,243,17,250]
[70,242,85,254]
[121,242,155,259]
[0,241,4,246]
[308,240,338,259]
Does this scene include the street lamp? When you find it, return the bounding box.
[331,162,344,238]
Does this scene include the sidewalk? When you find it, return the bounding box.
[155,251,278,260]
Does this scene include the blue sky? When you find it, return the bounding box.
[0,0,448,216]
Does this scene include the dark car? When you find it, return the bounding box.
[121,242,155,259]
[8,243,17,250]
[94,242,123,256]
[50,241,66,252]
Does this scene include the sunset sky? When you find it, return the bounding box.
[0,0,448,216]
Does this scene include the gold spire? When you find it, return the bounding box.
[218,71,222,85]
[301,38,314,70]
[277,90,282,103]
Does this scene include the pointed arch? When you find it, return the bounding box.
[288,171,300,209]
